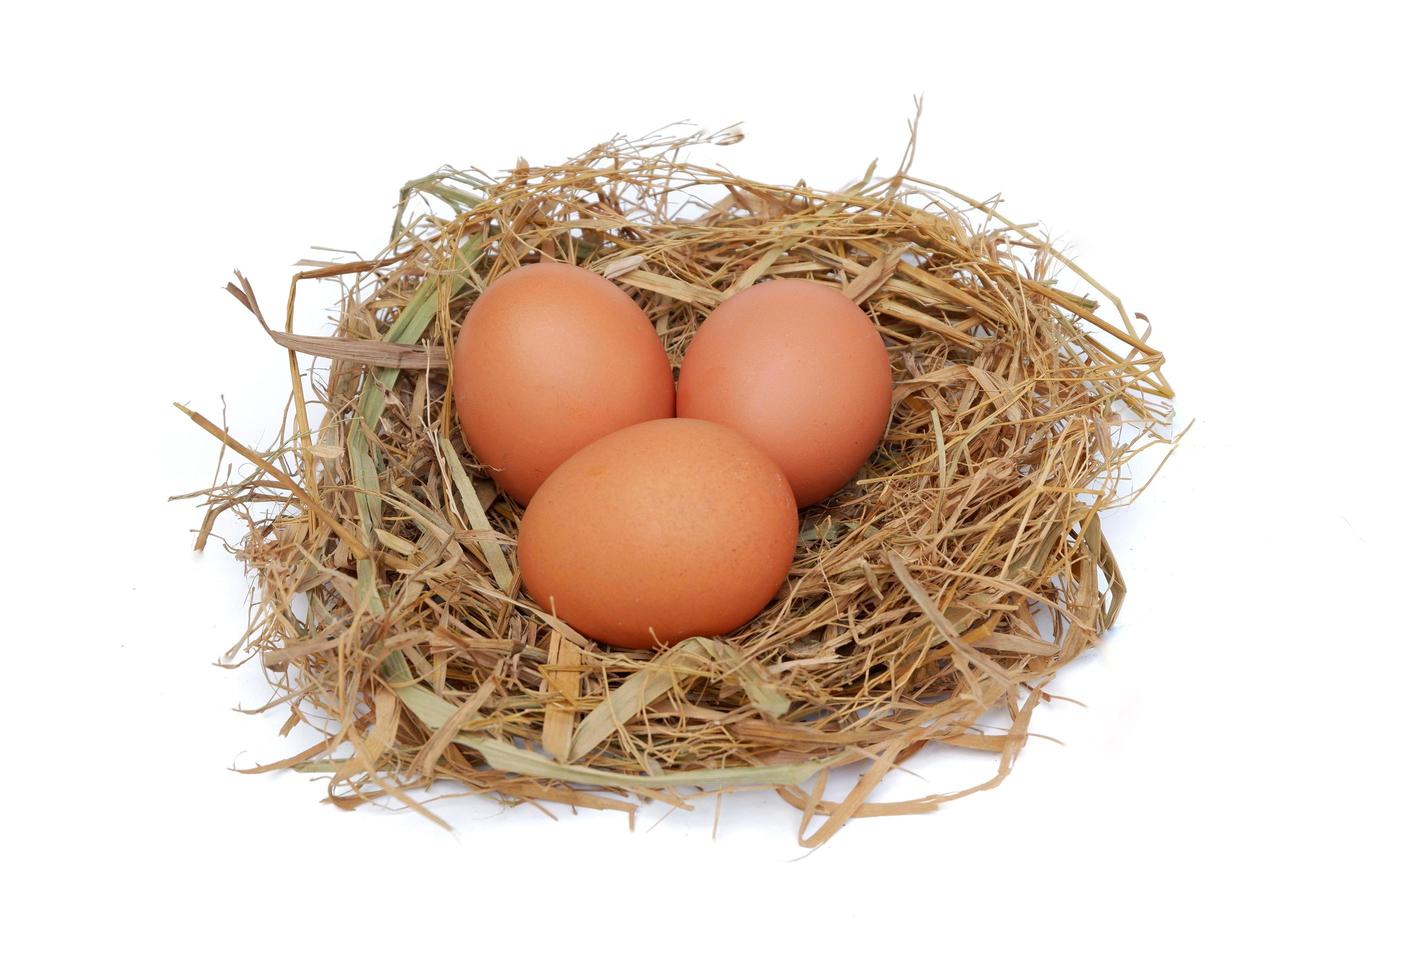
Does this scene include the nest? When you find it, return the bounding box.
[188,124,1173,846]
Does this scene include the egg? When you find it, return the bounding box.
[517,418,798,648]
[452,262,675,504]
[676,279,894,507]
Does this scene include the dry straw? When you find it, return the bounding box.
[184,119,1174,845]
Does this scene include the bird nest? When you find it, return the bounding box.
[187,124,1174,846]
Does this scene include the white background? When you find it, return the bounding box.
[4,1,1407,976]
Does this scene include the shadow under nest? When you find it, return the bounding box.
[190,127,1173,846]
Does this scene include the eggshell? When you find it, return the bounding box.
[517,418,798,649]
[676,279,893,507]
[453,262,675,504]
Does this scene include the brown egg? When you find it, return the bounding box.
[517,418,798,649]
[453,262,674,504]
[676,279,893,507]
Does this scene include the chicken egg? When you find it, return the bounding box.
[517,418,798,648]
[453,262,674,504]
[676,279,893,507]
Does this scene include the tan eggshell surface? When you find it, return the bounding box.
[453,262,675,504]
[676,279,893,506]
[517,418,799,649]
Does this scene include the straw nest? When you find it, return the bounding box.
[187,122,1173,846]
